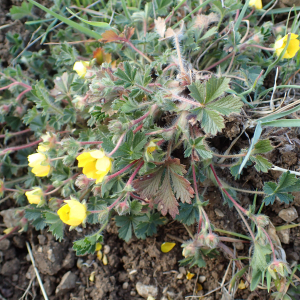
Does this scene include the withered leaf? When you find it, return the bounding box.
[133,158,194,218]
[154,17,166,38]
[100,30,120,43]
[194,13,219,30]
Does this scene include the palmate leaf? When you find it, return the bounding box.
[250,155,272,173]
[73,233,103,256]
[207,94,243,115]
[44,212,64,242]
[184,137,212,159]
[133,158,194,218]
[205,76,230,103]
[252,139,273,154]
[201,109,225,135]
[175,202,199,225]
[263,172,300,205]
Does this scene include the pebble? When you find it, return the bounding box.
[38,235,46,245]
[47,249,55,262]
[277,228,290,244]
[199,276,206,283]
[136,282,158,298]
[12,274,18,282]
[279,207,298,223]
[0,236,10,251]
[0,209,20,228]
[55,271,77,296]
[13,236,25,248]
[179,267,186,275]
[26,265,35,280]
[234,242,244,250]
[176,273,184,279]
[122,282,129,289]
[103,245,110,254]
[130,291,136,296]
[215,208,225,217]
[0,258,20,276]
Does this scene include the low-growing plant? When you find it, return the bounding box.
[2,0,300,297]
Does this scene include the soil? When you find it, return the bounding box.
[1,1,300,300]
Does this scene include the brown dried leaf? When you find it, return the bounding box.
[100,30,120,43]
[194,13,219,30]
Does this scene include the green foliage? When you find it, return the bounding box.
[44,212,64,241]
[9,1,33,20]
[73,232,103,256]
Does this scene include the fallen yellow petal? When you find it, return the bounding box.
[89,271,96,282]
[97,250,103,261]
[238,279,246,289]
[95,243,102,251]
[197,283,203,292]
[161,242,176,253]
[3,227,14,235]
[186,271,195,280]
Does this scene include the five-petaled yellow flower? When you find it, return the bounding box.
[25,187,44,205]
[249,0,262,9]
[77,150,112,183]
[57,199,87,226]
[274,34,300,59]
[73,61,90,78]
[28,152,51,177]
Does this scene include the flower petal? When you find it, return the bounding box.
[90,150,105,159]
[77,152,95,168]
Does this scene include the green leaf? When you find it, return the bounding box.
[184,137,212,159]
[250,268,262,291]
[201,109,225,135]
[135,213,166,239]
[207,94,243,115]
[53,43,79,66]
[130,200,143,215]
[205,76,230,103]
[87,197,107,224]
[252,140,273,154]
[73,233,103,256]
[66,8,111,29]
[10,1,33,20]
[114,62,137,85]
[175,202,199,226]
[25,208,46,230]
[44,212,64,241]
[188,82,205,104]
[27,0,102,40]
[250,155,272,173]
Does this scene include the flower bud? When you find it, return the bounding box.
[75,174,91,190]
[182,240,197,258]
[204,233,219,249]
[115,201,130,215]
[255,214,269,227]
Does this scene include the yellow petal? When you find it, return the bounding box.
[90,150,105,159]
[28,153,46,167]
[32,165,50,177]
[186,271,195,280]
[82,161,98,179]
[161,242,176,253]
[77,152,95,168]
[73,61,88,77]
[25,187,43,204]
[58,199,86,226]
[95,243,102,251]
[238,280,246,289]
[95,156,112,173]
[3,227,14,235]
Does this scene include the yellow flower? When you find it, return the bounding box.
[28,152,50,177]
[186,271,195,280]
[249,0,262,9]
[274,34,300,59]
[77,150,112,183]
[25,187,44,205]
[73,61,90,78]
[57,199,87,226]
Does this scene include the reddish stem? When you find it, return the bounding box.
[133,124,143,134]
[106,160,138,181]
[210,164,248,215]
[204,52,235,71]
[126,160,144,186]
[0,139,43,156]
[0,226,20,242]
[0,128,32,139]
[80,141,103,145]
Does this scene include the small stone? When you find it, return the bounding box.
[279,207,298,223]
[26,265,35,280]
[0,236,10,251]
[211,271,218,280]
[176,273,184,279]
[47,249,55,262]
[178,267,186,275]
[1,258,20,276]
[287,251,299,261]
[37,246,43,253]
[215,208,225,218]
[103,245,110,254]
[123,282,129,289]
[0,209,20,228]
[13,236,25,248]
[12,274,18,282]
[199,276,206,283]
[234,242,244,250]
[62,252,75,269]
[55,271,77,296]
[130,291,136,296]
[277,228,290,244]
[4,247,16,260]
[43,277,55,296]
[136,282,158,298]
[38,235,46,245]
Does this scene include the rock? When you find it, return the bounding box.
[55,271,77,296]
[13,236,25,248]
[122,282,129,289]
[62,252,75,269]
[38,235,46,245]
[199,276,206,283]
[178,267,186,275]
[0,209,20,228]
[136,282,158,298]
[0,236,10,250]
[1,258,20,276]
[215,208,225,218]
[4,247,16,260]
[279,207,298,223]
[277,228,290,244]
[103,245,110,254]
[44,276,56,296]
[234,242,244,250]
[26,265,35,280]
[33,242,63,275]
[286,251,299,262]
[176,273,184,279]
[12,274,18,282]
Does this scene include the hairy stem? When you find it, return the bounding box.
[1,139,43,156]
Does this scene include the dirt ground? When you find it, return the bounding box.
[1,0,300,299]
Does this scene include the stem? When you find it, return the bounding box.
[124,39,152,63]
[106,160,138,181]
[227,186,265,195]
[4,188,18,192]
[167,93,204,107]
[211,151,246,158]
[204,52,234,71]
[133,124,143,134]
[44,173,79,196]
[126,160,144,186]
[106,193,125,211]
[0,226,20,242]
[246,44,274,51]
[108,132,126,157]
[80,141,103,145]
[260,226,276,261]
[0,128,31,139]
[0,139,43,156]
